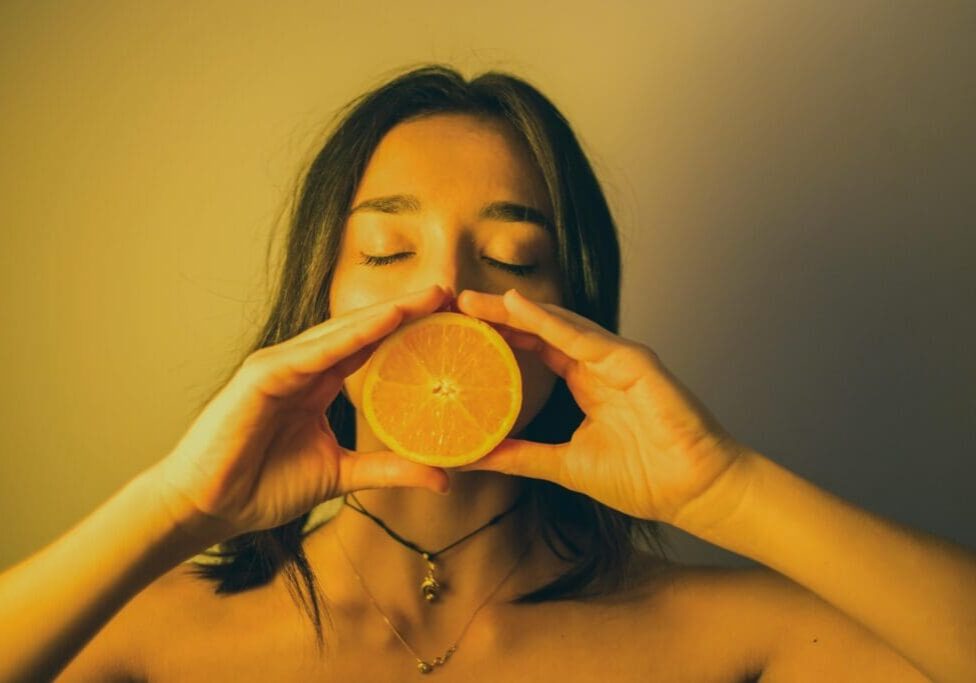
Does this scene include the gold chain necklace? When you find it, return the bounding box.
[335,528,532,674]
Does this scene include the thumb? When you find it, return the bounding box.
[455,438,564,484]
[337,449,451,496]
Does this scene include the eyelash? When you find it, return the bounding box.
[359,252,538,277]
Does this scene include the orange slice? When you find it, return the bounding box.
[362,311,522,468]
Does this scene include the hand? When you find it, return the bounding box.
[454,288,748,525]
[147,285,454,547]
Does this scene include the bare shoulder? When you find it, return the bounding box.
[635,563,772,678]
[681,564,932,682]
[55,561,231,682]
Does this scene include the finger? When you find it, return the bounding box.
[503,289,623,364]
[459,289,611,335]
[337,449,450,496]
[459,288,614,364]
[245,288,444,399]
[498,327,574,379]
[288,284,449,345]
[331,338,381,378]
[296,340,380,413]
[453,438,567,486]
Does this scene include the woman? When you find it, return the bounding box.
[2,65,970,682]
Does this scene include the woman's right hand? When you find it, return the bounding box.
[146,284,454,548]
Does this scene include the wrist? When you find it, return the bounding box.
[135,463,235,557]
[669,448,763,536]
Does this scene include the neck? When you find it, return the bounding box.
[342,474,530,559]
[304,410,557,649]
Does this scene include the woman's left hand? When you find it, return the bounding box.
[454,288,748,525]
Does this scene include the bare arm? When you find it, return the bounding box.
[1,286,455,682]
[0,465,215,682]
[673,449,976,683]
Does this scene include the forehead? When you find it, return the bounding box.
[352,113,552,216]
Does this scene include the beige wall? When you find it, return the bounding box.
[2,1,973,570]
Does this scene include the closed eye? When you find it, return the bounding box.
[358,252,538,277]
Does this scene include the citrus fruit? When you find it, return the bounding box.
[362,311,522,468]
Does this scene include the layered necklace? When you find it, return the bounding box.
[334,491,530,674]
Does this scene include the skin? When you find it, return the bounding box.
[14,102,957,683]
[307,112,574,642]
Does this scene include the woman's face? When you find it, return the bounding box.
[329,112,564,439]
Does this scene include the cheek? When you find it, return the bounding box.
[341,360,368,410]
[510,348,558,435]
[328,275,377,320]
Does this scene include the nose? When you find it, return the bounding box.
[435,287,461,313]
[431,254,467,313]
[421,236,480,313]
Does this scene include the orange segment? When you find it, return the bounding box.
[362,311,522,467]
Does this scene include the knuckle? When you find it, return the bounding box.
[631,341,658,362]
[242,349,267,369]
[239,348,273,377]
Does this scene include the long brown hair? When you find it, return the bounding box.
[186,63,674,654]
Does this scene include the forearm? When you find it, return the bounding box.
[672,449,976,683]
[0,466,214,682]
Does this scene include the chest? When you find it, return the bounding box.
[145,593,763,682]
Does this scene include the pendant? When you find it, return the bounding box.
[416,646,456,674]
[420,552,441,602]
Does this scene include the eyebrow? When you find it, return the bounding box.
[348,194,554,234]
